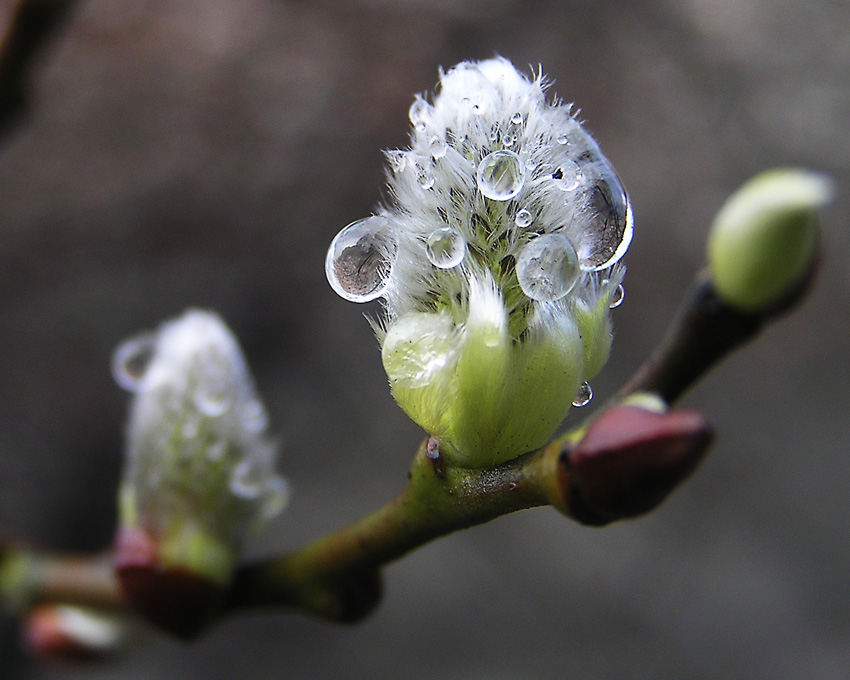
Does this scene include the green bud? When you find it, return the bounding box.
[383,278,595,467]
[708,168,833,312]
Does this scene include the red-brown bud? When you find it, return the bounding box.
[560,405,713,525]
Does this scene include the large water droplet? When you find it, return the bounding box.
[326,216,398,302]
[579,166,634,271]
[572,381,593,407]
[608,284,625,309]
[476,150,526,201]
[229,459,263,499]
[516,234,580,302]
[515,208,533,228]
[111,333,157,392]
[425,227,466,269]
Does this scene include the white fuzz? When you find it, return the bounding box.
[115,309,287,543]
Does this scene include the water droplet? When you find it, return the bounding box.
[511,112,524,125]
[207,439,227,461]
[409,98,429,127]
[242,399,268,433]
[579,166,633,270]
[516,233,580,302]
[608,284,625,309]
[260,476,290,520]
[194,370,232,417]
[515,208,533,228]
[552,161,582,192]
[502,133,517,148]
[472,104,482,114]
[418,173,436,190]
[414,121,426,132]
[111,333,156,391]
[557,134,569,145]
[325,216,398,302]
[572,381,593,407]
[476,150,526,201]
[425,227,466,269]
[229,459,263,499]
[489,126,500,142]
[429,136,447,159]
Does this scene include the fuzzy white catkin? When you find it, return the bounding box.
[114,309,288,543]
[326,58,633,466]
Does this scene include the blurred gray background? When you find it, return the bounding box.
[0,0,848,678]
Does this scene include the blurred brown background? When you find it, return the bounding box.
[0,0,849,678]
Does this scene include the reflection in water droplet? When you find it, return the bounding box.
[609,284,625,309]
[572,381,593,407]
[511,112,524,125]
[426,227,466,269]
[552,161,582,192]
[229,459,263,499]
[418,174,436,190]
[325,216,398,302]
[579,164,633,271]
[476,150,526,201]
[515,208,533,228]
[429,136,447,159]
[516,234,580,302]
[111,333,156,392]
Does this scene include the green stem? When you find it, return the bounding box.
[226,437,562,620]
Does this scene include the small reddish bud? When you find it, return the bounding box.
[23,605,126,662]
[114,527,221,640]
[561,405,713,525]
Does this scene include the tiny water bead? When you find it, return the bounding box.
[556,134,569,145]
[326,216,398,302]
[515,208,533,228]
[516,233,580,302]
[572,381,593,407]
[260,477,290,521]
[578,168,634,270]
[511,112,524,125]
[229,459,264,499]
[476,150,526,201]
[608,284,625,309]
[193,372,232,417]
[429,136,447,159]
[418,174,436,190]
[112,333,157,392]
[425,227,466,269]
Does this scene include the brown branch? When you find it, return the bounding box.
[0,0,77,134]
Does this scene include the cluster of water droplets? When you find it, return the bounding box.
[115,310,288,537]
